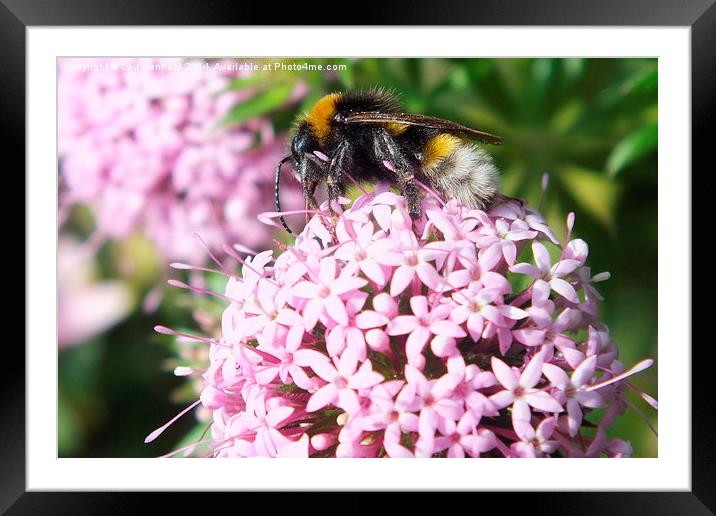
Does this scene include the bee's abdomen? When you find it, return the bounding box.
[421,135,500,210]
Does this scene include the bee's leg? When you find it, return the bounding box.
[374,132,423,217]
[300,153,326,210]
[327,142,349,211]
[303,180,318,209]
[399,177,423,218]
[299,152,336,238]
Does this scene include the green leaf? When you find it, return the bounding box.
[58,389,84,456]
[225,73,267,92]
[562,58,587,87]
[620,62,658,97]
[221,83,294,126]
[606,123,657,178]
[531,59,556,98]
[298,73,330,114]
[335,59,354,89]
[557,166,621,231]
[419,59,452,94]
[574,61,657,133]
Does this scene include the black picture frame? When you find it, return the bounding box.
[5,0,706,513]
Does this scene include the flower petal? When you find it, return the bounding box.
[332,276,368,296]
[324,294,349,326]
[542,363,570,390]
[566,398,583,436]
[294,349,336,381]
[318,257,337,285]
[390,264,415,296]
[532,279,551,307]
[255,365,279,385]
[302,298,323,331]
[360,259,386,285]
[532,241,552,274]
[513,328,546,347]
[520,352,546,389]
[491,357,519,390]
[276,434,309,458]
[552,258,581,278]
[292,281,319,298]
[489,390,515,410]
[501,241,517,266]
[337,348,359,378]
[306,384,339,412]
[387,315,419,335]
[337,388,361,415]
[277,308,303,326]
[266,405,294,427]
[511,399,533,440]
[410,296,429,318]
[429,320,467,339]
[355,310,389,329]
[416,262,445,292]
[550,278,579,303]
[498,305,529,320]
[349,361,384,389]
[525,391,563,413]
[510,262,540,278]
[406,326,431,365]
[576,389,604,409]
[571,355,597,387]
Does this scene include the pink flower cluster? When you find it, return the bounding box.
[58,58,304,262]
[154,187,655,458]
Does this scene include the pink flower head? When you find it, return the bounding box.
[150,187,656,458]
[58,58,304,262]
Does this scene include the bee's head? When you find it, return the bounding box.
[291,122,314,165]
[276,122,321,234]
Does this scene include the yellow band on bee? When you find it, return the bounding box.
[423,133,460,167]
[386,122,409,136]
[305,93,342,143]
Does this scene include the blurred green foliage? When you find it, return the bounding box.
[59,58,657,458]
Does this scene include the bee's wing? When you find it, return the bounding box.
[336,111,502,145]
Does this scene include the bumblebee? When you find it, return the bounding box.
[274,89,502,233]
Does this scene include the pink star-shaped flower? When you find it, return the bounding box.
[244,279,304,344]
[303,349,384,415]
[474,217,537,266]
[389,230,447,296]
[513,289,581,351]
[254,325,317,391]
[490,353,563,439]
[451,283,528,342]
[334,220,403,287]
[291,257,367,330]
[388,296,466,368]
[510,416,560,457]
[543,354,604,436]
[435,423,497,458]
[510,241,581,303]
[396,365,464,457]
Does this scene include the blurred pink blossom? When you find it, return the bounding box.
[58,58,303,262]
[149,186,656,458]
[58,236,132,347]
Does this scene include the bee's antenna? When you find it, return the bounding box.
[274,155,293,234]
